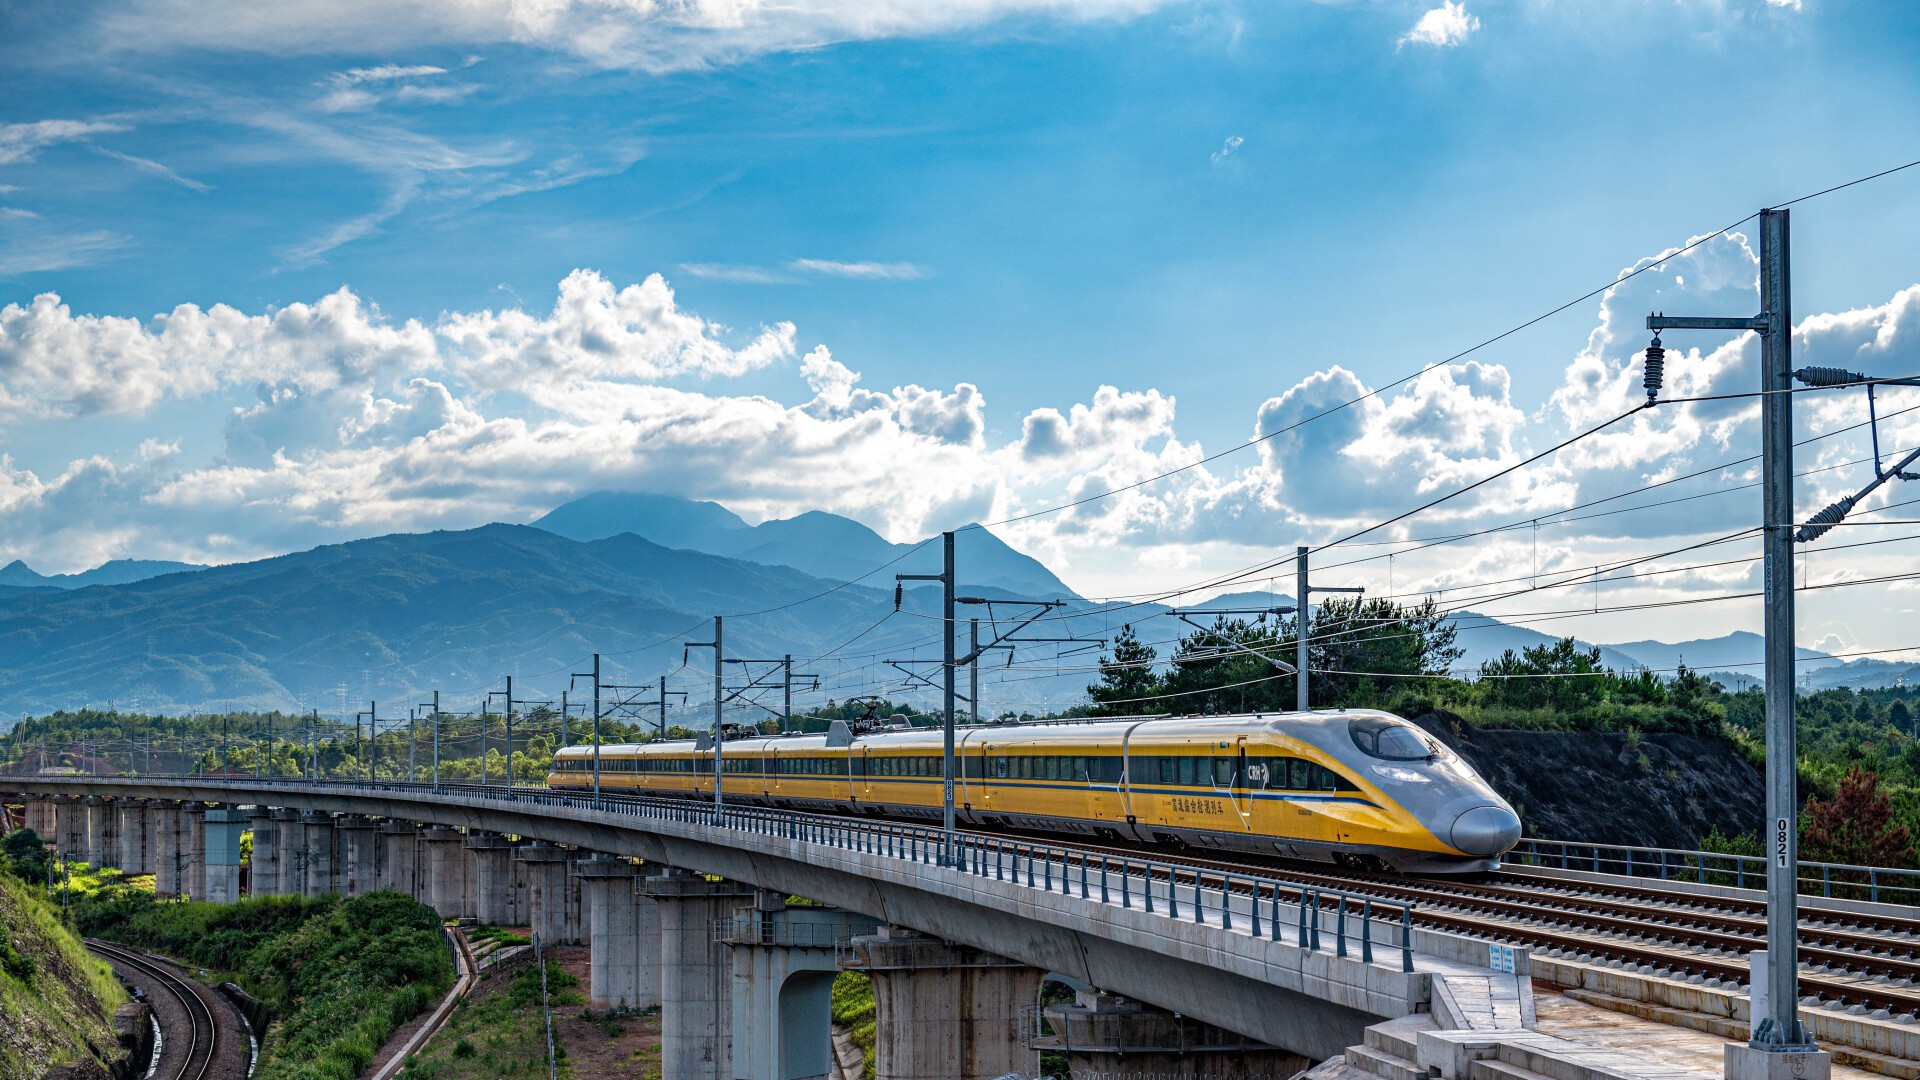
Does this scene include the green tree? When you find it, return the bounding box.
[1087,625,1164,715]
[1,828,52,885]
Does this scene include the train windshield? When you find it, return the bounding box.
[1347,716,1438,761]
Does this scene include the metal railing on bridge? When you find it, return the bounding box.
[1512,837,1920,905]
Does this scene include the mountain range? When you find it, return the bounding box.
[0,490,1906,720]
[531,492,1073,598]
[0,558,205,592]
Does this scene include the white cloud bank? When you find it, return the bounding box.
[2,253,1917,631]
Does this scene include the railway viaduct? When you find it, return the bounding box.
[9,776,1894,1080]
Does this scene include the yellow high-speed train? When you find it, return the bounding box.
[547,710,1521,873]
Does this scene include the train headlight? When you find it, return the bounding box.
[1370,764,1430,783]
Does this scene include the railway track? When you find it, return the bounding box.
[87,939,221,1080]
[956,831,1920,1020]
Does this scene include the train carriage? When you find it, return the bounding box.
[548,709,1521,873]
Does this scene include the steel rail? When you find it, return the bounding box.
[87,938,219,1080]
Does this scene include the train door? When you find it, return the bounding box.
[768,745,783,803]
[852,746,870,807]
[976,740,996,812]
[1214,737,1254,832]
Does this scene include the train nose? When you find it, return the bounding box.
[1449,805,1521,856]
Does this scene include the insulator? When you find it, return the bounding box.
[1643,335,1666,403]
[1795,495,1856,543]
[1792,366,1870,387]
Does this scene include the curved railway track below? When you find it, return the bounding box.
[87,939,248,1080]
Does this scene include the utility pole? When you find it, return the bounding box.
[308,709,317,780]
[570,657,605,803]
[898,531,957,859]
[1648,207,1823,1073]
[480,699,490,787]
[686,618,726,813]
[784,654,793,732]
[408,707,417,781]
[970,620,980,722]
[1294,546,1364,712]
[421,691,441,790]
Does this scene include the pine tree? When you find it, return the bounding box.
[1087,625,1163,716]
[1800,764,1915,869]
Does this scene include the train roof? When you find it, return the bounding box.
[550,710,1403,757]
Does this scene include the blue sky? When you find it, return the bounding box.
[4,0,1920,656]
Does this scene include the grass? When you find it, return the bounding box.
[0,869,126,1079]
[398,961,576,1080]
[830,971,877,1080]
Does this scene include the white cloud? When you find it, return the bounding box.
[1210,134,1243,164]
[0,119,130,165]
[441,269,796,386]
[0,227,132,276]
[98,0,1181,73]
[92,146,212,192]
[680,263,793,284]
[317,64,476,112]
[790,259,929,281]
[1398,1,1479,49]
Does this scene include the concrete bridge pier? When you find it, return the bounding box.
[338,815,379,895]
[85,796,116,868]
[466,831,517,925]
[1029,988,1312,1080]
[203,806,246,903]
[182,804,206,899]
[839,927,1044,1080]
[116,800,149,875]
[55,797,84,860]
[421,827,472,919]
[519,842,575,944]
[151,803,184,897]
[299,809,337,894]
[248,807,280,896]
[272,808,304,894]
[25,797,56,839]
[725,894,879,1080]
[379,821,420,897]
[576,856,657,1011]
[643,870,755,1080]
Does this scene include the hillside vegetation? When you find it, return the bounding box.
[0,834,127,1080]
[74,888,454,1080]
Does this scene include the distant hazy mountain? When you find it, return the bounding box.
[1447,614,1648,675]
[0,558,205,590]
[1601,630,1839,675]
[0,525,944,715]
[532,491,1076,599]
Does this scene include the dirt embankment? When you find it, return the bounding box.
[1411,712,1765,849]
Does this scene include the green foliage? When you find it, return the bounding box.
[2,827,53,885]
[75,889,453,1080]
[830,972,877,1080]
